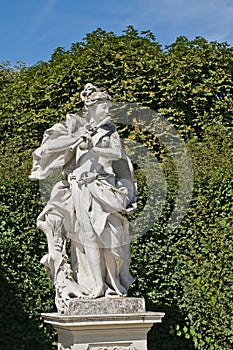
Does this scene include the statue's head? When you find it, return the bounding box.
[80,83,112,109]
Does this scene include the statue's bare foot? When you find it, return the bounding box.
[89,284,105,299]
[61,280,89,301]
[67,291,87,300]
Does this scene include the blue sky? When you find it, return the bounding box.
[1,0,233,67]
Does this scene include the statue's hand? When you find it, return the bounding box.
[79,135,93,150]
[79,171,97,185]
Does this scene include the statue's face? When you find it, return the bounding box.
[94,102,110,122]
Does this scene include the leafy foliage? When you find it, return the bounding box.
[0,27,232,349]
[0,180,56,349]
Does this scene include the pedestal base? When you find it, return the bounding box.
[43,311,165,350]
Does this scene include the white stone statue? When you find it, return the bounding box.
[30,84,137,313]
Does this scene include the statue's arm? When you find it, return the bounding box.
[44,127,88,154]
[92,131,122,160]
[45,136,77,153]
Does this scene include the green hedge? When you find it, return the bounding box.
[0,181,56,349]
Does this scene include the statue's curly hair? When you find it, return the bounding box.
[80,83,112,108]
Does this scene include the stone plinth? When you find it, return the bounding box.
[42,298,164,350]
[66,297,146,315]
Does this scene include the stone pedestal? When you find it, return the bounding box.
[42,298,165,350]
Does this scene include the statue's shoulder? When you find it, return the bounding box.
[65,113,86,133]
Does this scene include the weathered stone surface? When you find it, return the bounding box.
[65,297,146,315]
